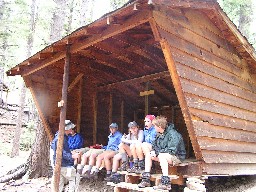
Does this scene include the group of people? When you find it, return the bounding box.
[51,115,186,191]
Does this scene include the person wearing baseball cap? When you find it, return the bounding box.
[106,121,144,183]
[127,114,156,174]
[50,120,80,192]
[79,122,122,180]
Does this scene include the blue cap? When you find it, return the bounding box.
[109,123,118,129]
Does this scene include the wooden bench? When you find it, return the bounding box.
[106,159,208,192]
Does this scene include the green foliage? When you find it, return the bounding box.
[218,0,256,49]
[20,123,36,151]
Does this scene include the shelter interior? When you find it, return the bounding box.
[26,21,194,158]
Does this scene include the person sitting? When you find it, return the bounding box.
[138,116,186,190]
[106,121,144,183]
[51,120,81,192]
[78,123,122,179]
[127,115,156,174]
[66,121,88,166]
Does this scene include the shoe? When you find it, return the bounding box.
[153,183,172,190]
[90,171,98,180]
[108,173,122,184]
[127,163,138,173]
[153,176,172,190]
[82,170,90,179]
[138,180,151,188]
[104,173,112,181]
[118,161,128,171]
[134,166,144,174]
[138,172,151,188]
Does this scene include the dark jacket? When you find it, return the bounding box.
[51,132,74,167]
[152,124,186,160]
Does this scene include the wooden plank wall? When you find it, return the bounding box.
[154,8,256,166]
[80,79,96,146]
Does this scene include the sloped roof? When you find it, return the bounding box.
[7,0,256,77]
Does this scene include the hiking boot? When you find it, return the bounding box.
[127,162,138,173]
[104,173,112,181]
[135,160,145,174]
[153,176,172,190]
[106,173,122,184]
[82,170,90,179]
[138,172,151,188]
[118,161,128,171]
[89,171,98,180]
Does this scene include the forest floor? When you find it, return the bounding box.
[1,151,256,192]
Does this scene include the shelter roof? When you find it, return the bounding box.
[7,0,256,77]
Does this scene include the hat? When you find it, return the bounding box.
[109,123,118,129]
[65,120,76,130]
[128,121,138,128]
[145,115,155,121]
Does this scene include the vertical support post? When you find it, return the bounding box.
[76,78,83,133]
[93,92,97,144]
[109,93,113,124]
[120,100,124,133]
[145,82,150,116]
[53,44,71,192]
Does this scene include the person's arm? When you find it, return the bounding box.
[69,134,84,150]
[148,128,157,144]
[108,133,122,151]
[62,140,73,162]
[159,133,181,155]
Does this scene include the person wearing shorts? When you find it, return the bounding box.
[77,123,122,179]
[138,116,186,190]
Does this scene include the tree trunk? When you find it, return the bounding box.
[49,0,68,43]
[80,0,93,26]
[10,81,26,157]
[24,119,50,179]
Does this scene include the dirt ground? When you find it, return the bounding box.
[1,152,256,192]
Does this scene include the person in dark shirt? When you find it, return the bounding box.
[138,116,186,190]
[51,120,80,192]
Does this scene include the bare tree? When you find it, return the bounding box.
[49,0,69,43]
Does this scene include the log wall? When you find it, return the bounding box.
[154,8,256,167]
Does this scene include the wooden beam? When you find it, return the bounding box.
[76,77,83,133]
[140,90,154,97]
[153,0,216,10]
[109,93,113,125]
[145,82,150,115]
[21,9,152,77]
[121,100,124,133]
[97,71,170,91]
[68,73,84,92]
[53,45,71,192]
[93,92,97,144]
[24,79,54,141]
[159,39,202,160]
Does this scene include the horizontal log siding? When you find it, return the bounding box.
[154,9,256,166]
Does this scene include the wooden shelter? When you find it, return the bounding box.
[7,0,256,178]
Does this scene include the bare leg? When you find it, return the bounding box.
[104,151,116,171]
[135,142,144,160]
[112,153,122,172]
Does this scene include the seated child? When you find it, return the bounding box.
[127,115,156,174]
[106,121,144,183]
[138,116,186,190]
